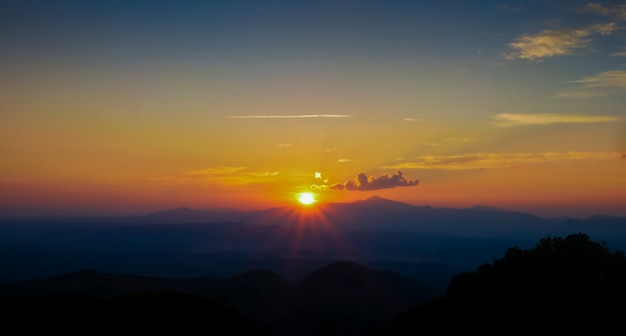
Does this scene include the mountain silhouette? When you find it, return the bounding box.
[2,196,626,289]
[0,261,440,336]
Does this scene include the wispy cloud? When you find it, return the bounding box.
[275,143,292,148]
[187,167,247,175]
[557,70,626,97]
[553,91,609,98]
[611,48,626,56]
[571,70,626,88]
[403,118,421,122]
[338,158,352,163]
[330,171,419,191]
[383,152,620,170]
[229,114,352,119]
[504,23,618,60]
[149,166,279,186]
[421,138,475,147]
[584,3,611,15]
[493,113,620,127]
[583,2,626,19]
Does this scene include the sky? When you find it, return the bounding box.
[1,0,625,217]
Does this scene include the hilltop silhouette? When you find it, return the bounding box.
[387,233,626,334]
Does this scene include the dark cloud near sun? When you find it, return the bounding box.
[330,171,419,191]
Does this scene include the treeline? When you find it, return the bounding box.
[385,233,626,334]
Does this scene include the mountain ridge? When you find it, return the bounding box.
[0,196,544,219]
[4,196,624,222]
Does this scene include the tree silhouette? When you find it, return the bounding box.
[388,233,626,334]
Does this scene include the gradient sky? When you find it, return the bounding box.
[1,0,625,217]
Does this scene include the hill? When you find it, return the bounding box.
[0,261,440,336]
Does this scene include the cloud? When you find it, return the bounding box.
[554,91,609,98]
[557,70,626,97]
[584,3,611,15]
[249,172,280,177]
[611,49,626,56]
[187,167,247,175]
[229,114,352,119]
[583,3,626,19]
[492,113,620,127]
[622,154,626,159]
[591,22,620,35]
[275,143,292,148]
[338,159,352,163]
[570,70,626,89]
[421,138,476,147]
[149,166,279,185]
[383,152,621,170]
[404,118,421,122]
[330,171,419,191]
[504,23,618,60]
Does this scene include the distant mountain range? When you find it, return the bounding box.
[4,195,625,229]
[1,196,625,289]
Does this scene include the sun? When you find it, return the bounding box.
[297,192,316,205]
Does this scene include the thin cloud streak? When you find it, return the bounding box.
[275,143,292,148]
[554,91,609,98]
[493,113,620,127]
[558,70,626,97]
[571,71,626,89]
[149,167,280,186]
[229,114,352,119]
[383,152,621,170]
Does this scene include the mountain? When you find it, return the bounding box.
[296,261,439,334]
[2,196,626,289]
[4,196,620,236]
[0,272,265,334]
[0,261,441,336]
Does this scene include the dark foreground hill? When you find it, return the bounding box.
[4,234,626,335]
[0,261,440,336]
[3,290,266,334]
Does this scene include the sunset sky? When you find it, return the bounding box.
[1,0,625,217]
